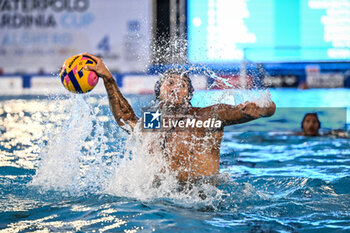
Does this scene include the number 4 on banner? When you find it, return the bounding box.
[97,36,110,53]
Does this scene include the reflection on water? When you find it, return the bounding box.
[0,89,350,232]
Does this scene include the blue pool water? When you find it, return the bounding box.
[0,88,350,232]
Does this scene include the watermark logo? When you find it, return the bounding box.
[162,117,222,128]
[142,108,223,130]
[143,110,161,129]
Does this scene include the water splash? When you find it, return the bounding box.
[186,64,273,109]
[29,94,228,209]
[104,126,230,208]
[30,95,94,192]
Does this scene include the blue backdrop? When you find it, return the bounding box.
[188,0,350,63]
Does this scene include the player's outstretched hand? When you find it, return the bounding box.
[239,101,275,119]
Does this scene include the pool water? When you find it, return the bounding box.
[0,88,350,232]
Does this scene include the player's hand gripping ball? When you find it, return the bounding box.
[59,54,99,93]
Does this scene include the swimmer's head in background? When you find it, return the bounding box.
[301,113,321,136]
[301,113,321,129]
[154,68,194,101]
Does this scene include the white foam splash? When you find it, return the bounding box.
[30,94,226,208]
[30,95,93,192]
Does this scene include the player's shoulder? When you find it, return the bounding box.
[190,104,232,114]
[188,106,210,115]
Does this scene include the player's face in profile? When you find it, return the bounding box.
[302,115,320,136]
[159,74,189,106]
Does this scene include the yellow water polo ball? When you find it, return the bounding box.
[59,54,99,93]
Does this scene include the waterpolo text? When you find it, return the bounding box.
[0,0,91,29]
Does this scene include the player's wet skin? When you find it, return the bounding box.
[84,53,276,183]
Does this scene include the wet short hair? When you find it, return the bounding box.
[301,113,321,129]
[154,68,194,100]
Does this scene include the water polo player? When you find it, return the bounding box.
[299,113,321,136]
[296,113,349,138]
[83,53,276,182]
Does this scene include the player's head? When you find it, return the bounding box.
[154,68,194,106]
[301,113,321,136]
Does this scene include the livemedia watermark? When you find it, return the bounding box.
[142,109,222,131]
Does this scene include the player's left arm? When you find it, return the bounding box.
[198,101,276,126]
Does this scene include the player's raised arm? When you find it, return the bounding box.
[83,53,138,133]
[198,101,276,126]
